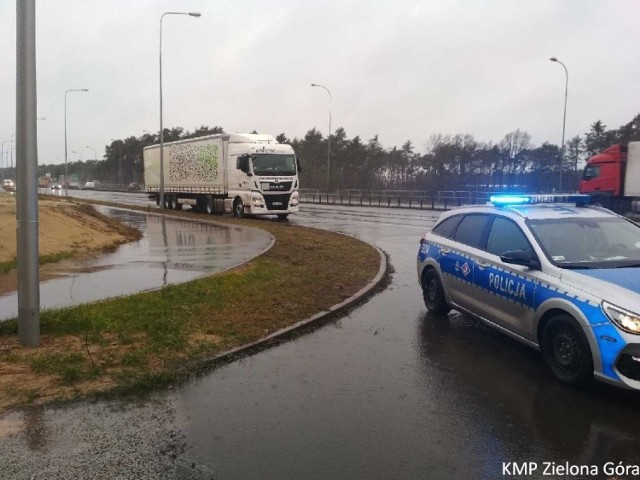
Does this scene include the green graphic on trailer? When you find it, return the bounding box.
[197,144,219,179]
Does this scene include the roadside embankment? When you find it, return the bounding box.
[0,198,385,412]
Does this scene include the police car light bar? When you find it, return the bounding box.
[489,194,591,207]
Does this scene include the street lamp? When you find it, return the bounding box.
[85,146,98,181]
[311,83,332,192]
[64,88,89,191]
[85,145,97,161]
[110,138,122,184]
[550,57,568,192]
[159,11,201,209]
[0,140,10,181]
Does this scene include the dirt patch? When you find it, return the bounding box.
[0,194,141,294]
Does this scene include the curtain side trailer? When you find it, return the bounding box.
[144,133,301,219]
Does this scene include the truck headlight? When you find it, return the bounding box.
[251,194,264,207]
[603,302,640,334]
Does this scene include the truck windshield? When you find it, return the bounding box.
[528,217,640,269]
[583,165,600,180]
[251,154,296,176]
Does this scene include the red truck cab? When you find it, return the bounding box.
[579,144,627,197]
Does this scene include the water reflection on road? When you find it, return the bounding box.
[0,207,273,320]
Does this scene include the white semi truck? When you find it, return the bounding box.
[144,133,301,219]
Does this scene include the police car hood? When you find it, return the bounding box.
[561,267,640,312]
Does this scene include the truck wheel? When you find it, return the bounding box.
[541,314,594,387]
[233,198,245,218]
[205,196,214,215]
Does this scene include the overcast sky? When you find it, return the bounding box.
[1,0,639,166]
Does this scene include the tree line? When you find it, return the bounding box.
[33,113,640,193]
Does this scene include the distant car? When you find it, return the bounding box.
[417,193,640,390]
[127,182,141,191]
[50,183,61,190]
[84,181,96,190]
[3,179,15,192]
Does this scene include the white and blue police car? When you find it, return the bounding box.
[417,194,640,389]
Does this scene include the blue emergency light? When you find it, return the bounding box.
[489,194,591,207]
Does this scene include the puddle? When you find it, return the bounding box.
[0,207,273,320]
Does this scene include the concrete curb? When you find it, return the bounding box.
[191,242,388,371]
[69,198,389,376]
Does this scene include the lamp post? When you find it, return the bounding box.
[85,146,98,181]
[159,11,201,209]
[10,133,15,172]
[311,83,332,192]
[550,57,568,192]
[110,138,122,185]
[0,140,10,181]
[64,88,89,191]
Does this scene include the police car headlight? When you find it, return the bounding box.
[603,302,640,334]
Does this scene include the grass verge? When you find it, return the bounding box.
[0,203,382,412]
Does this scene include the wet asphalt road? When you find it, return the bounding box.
[3,196,640,479]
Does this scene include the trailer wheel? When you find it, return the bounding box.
[205,196,214,215]
[233,198,245,218]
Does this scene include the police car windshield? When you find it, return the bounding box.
[251,154,296,176]
[528,217,640,268]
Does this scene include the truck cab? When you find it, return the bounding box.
[579,144,626,197]
[230,135,300,219]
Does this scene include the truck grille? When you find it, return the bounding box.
[261,181,292,192]
[265,194,291,210]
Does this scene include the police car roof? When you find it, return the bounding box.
[440,203,617,221]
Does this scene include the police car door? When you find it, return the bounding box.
[439,214,490,309]
[473,216,537,342]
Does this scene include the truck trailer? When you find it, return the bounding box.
[579,141,640,214]
[144,133,301,219]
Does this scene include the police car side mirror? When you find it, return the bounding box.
[500,250,541,270]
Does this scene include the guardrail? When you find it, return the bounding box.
[298,189,490,211]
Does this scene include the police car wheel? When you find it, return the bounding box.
[542,315,593,386]
[422,269,450,316]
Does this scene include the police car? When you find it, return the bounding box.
[417,194,640,389]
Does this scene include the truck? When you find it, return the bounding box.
[578,141,640,213]
[144,133,301,219]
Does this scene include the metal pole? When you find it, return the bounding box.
[86,145,97,180]
[64,88,88,193]
[0,141,9,182]
[10,133,15,172]
[311,83,332,192]
[550,57,568,192]
[16,0,40,347]
[159,11,201,209]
